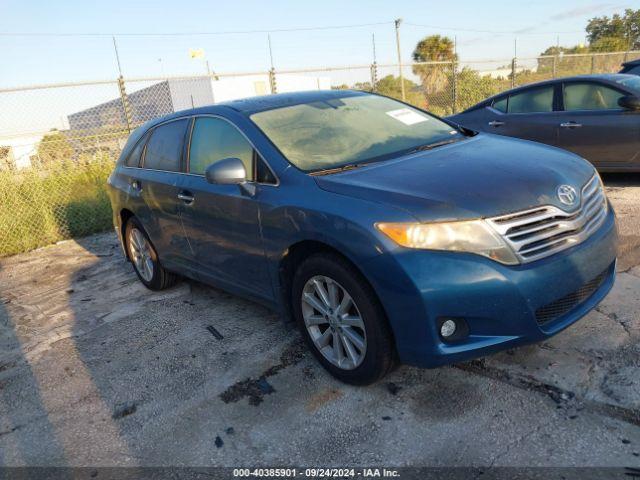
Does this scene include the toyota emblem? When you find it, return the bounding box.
[557,185,578,206]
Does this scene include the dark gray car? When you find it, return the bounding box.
[620,59,640,75]
[448,74,640,171]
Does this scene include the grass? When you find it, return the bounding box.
[0,155,116,257]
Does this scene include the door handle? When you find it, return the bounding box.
[560,122,582,128]
[488,121,505,127]
[177,191,195,204]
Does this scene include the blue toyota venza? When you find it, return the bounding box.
[107,90,617,384]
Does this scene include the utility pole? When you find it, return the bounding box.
[268,34,276,94]
[113,36,132,133]
[553,35,559,78]
[112,36,123,77]
[511,38,517,88]
[372,33,377,63]
[371,33,378,91]
[452,36,458,114]
[394,18,406,101]
[268,34,275,70]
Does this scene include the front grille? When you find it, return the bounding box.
[535,269,609,325]
[486,174,607,263]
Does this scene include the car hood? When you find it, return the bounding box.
[314,134,596,222]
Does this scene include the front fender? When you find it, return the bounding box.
[257,175,415,315]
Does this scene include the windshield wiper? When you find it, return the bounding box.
[311,137,464,175]
[408,138,462,154]
[310,163,367,176]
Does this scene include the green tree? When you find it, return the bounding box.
[590,36,630,52]
[412,35,457,62]
[454,68,506,113]
[375,75,425,108]
[36,130,73,167]
[352,81,373,91]
[586,8,640,51]
[412,35,457,95]
[535,44,592,77]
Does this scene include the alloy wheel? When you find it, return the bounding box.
[301,275,367,370]
[128,228,154,282]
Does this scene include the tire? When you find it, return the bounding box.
[291,252,396,385]
[124,217,178,291]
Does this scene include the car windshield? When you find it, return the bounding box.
[615,75,640,91]
[250,94,464,172]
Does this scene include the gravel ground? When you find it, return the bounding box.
[0,175,639,468]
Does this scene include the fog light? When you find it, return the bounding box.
[440,319,457,338]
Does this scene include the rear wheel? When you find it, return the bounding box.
[125,217,178,290]
[292,253,396,385]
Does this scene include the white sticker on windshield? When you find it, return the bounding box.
[385,108,429,125]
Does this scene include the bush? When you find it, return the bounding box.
[0,154,115,256]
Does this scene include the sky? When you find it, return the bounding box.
[0,0,634,88]
[0,0,634,141]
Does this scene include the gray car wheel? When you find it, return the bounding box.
[124,217,178,291]
[292,252,396,385]
[301,275,367,370]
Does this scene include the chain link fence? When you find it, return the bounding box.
[0,50,638,256]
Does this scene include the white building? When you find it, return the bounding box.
[68,74,332,132]
[0,134,42,170]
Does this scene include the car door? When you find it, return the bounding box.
[130,117,193,269]
[557,80,640,168]
[177,115,275,299]
[480,84,561,146]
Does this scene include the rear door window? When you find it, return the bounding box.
[143,119,189,172]
[506,86,554,113]
[563,82,624,111]
[189,117,254,180]
[125,134,148,167]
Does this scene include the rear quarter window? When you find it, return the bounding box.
[125,134,148,167]
[492,97,508,113]
[143,119,190,172]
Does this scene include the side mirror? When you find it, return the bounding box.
[618,95,640,111]
[205,158,247,185]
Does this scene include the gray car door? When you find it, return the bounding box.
[557,80,640,168]
[464,84,561,146]
[177,115,274,301]
[131,118,193,269]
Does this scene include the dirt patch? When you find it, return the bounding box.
[306,388,343,412]
[219,339,306,406]
[618,234,640,273]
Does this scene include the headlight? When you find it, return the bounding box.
[376,220,519,265]
[595,170,608,214]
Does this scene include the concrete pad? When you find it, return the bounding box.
[0,176,637,466]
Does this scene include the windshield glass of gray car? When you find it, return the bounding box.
[250,94,463,171]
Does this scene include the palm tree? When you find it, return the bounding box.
[412,35,457,95]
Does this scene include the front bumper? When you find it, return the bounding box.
[361,207,618,368]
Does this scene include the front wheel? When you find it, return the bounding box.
[291,253,396,385]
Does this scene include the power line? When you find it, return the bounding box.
[0,21,393,37]
[0,20,588,38]
[404,22,584,35]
